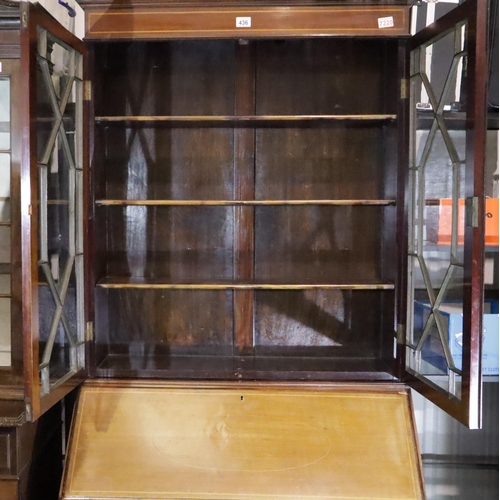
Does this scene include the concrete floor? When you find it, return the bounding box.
[424,463,499,500]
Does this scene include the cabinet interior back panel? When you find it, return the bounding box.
[95,40,236,117]
[95,289,234,354]
[101,127,235,201]
[255,39,398,115]
[254,290,391,354]
[254,206,384,281]
[104,206,234,279]
[255,127,390,200]
[91,37,399,378]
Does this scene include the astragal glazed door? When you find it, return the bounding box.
[403,0,488,429]
[21,2,87,421]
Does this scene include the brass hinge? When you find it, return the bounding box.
[84,81,92,101]
[396,324,406,345]
[86,321,94,342]
[465,196,479,228]
[21,11,27,29]
[400,78,409,100]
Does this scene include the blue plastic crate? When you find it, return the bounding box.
[416,300,499,376]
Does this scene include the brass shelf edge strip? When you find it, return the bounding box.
[95,199,397,206]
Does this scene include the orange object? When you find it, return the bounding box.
[437,198,499,246]
[485,198,499,245]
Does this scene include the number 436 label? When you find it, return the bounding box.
[236,17,252,28]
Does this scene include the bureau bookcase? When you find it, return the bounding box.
[0,0,489,438]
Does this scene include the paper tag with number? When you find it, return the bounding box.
[378,16,394,29]
[236,17,252,28]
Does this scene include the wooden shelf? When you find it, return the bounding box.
[95,114,397,126]
[95,354,395,381]
[0,222,10,227]
[96,199,396,206]
[97,277,395,290]
[48,200,69,205]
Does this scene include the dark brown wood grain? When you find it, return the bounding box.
[395,39,410,381]
[459,0,487,430]
[377,40,399,372]
[95,41,235,202]
[95,288,234,355]
[254,206,388,282]
[104,206,234,279]
[255,128,389,200]
[0,30,20,58]
[255,290,393,355]
[101,127,234,200]
[233,42,255,356]
[256,39,398,116]
[20,0,39,421]
[95,41,235,117]
[86,43,106,377]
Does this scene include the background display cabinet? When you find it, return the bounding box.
[0,0,493,498]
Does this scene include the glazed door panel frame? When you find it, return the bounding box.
[20,2,88,421]
[400,0,488,429]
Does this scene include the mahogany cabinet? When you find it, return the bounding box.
[0,0,492,496]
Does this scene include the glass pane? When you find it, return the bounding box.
[0,201,10,224]
[0,153,10,197]
[48,269,77,384]
[418,309,448,376]
[36,63,57,162]
[46,156,71,285]
[0,274,10,295]
[0,153,10,223]
[0,297,11,367]
[0,226,10,264]
[38,282,58,374]
[0,78,10,151]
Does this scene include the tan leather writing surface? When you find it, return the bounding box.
[61,382,424,499]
